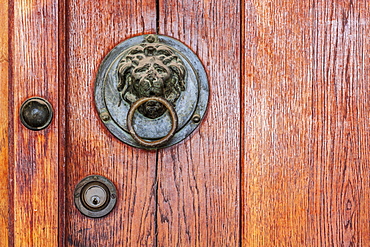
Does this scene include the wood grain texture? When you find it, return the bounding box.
[64,1,157,246]
[243,0,370,246]
[157,0,241,246]
[307,1,370,245]
[58,0,67,245]
[0,0,8,245]
[10,0,62,246]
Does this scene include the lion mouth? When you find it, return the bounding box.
[138,100,166,119]
[144,100,162,112]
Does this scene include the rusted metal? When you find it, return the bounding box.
[127,97,178,148]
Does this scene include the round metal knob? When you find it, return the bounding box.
[20,97,53,130]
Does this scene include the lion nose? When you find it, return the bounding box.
[147,74,156,82]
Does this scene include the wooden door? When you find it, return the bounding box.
[3,0,370,246]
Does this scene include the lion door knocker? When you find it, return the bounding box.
[95,34,209,149]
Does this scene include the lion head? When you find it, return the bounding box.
[117,43,186,119]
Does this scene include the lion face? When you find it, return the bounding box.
[131,57,171,98]
[117,43,186,119]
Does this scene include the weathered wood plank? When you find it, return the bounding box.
[243,0,370,246]
[306,1,370,245]
[10,0,62,246]
[64,1,157,246]
[157,0,241,246]
[0,0,8,245]
[242,1,312,245]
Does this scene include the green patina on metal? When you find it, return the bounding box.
[117,35,186,119]
[95,34,209,149]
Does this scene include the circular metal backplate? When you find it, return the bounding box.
[74,175,117,218]
[95,34,209,149]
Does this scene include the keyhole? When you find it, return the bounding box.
[91,196,101,206]
[92,197,99,205]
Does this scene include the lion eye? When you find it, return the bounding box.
[134,66,148,73]
[154,64,166,74]
[156,68,165,74]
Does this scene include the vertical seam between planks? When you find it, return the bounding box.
[154,150,159,247]
[58,0,68,245]
[8,0,14,245]
[239,0,245,246]
[156,0,160,34]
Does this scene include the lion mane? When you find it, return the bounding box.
[117,43,186,107]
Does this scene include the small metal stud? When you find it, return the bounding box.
[146,35,156,43]
[100,112,110,121]
[20,97,53,130]
[192,114,201,123]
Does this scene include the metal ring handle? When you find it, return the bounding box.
[127,97,178,148]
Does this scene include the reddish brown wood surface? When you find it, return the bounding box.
[7,0,370,246]
[157,0,241,246]
[64,1,157,246]
[10,0,63,246]
[243,0,370,246]
[0,0,8,245]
